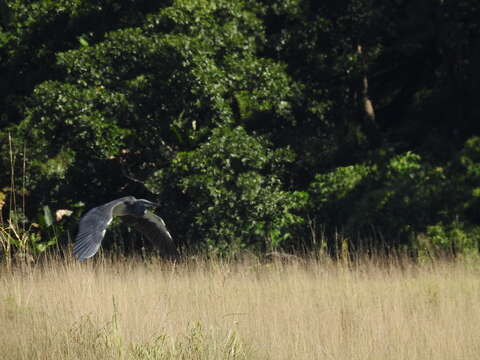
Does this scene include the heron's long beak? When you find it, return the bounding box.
[141,200,160,208]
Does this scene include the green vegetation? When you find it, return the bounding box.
[1,0,480,259]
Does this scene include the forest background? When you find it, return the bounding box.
[1,0,480,260]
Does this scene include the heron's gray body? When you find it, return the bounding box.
[73,196,175,261]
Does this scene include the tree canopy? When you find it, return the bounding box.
[2,0,480,258]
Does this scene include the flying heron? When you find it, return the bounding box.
[73,196,176,261]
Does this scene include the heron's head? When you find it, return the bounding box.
[128,199,159,216]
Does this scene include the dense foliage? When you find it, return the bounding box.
[1,0,480,258]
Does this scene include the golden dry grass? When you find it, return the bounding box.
[1,255,480,359]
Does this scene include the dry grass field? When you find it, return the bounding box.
[1,255,480,359]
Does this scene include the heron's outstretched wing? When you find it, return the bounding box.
[73,204,115,261]
[121,212,177,257]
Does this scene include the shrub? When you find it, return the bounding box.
[309,151,447,253]
[147,126,307,254]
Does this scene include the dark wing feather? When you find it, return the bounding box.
[73,204,115,261]
[121,212,177,257]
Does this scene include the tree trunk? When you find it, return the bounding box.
[357,44,376,123]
